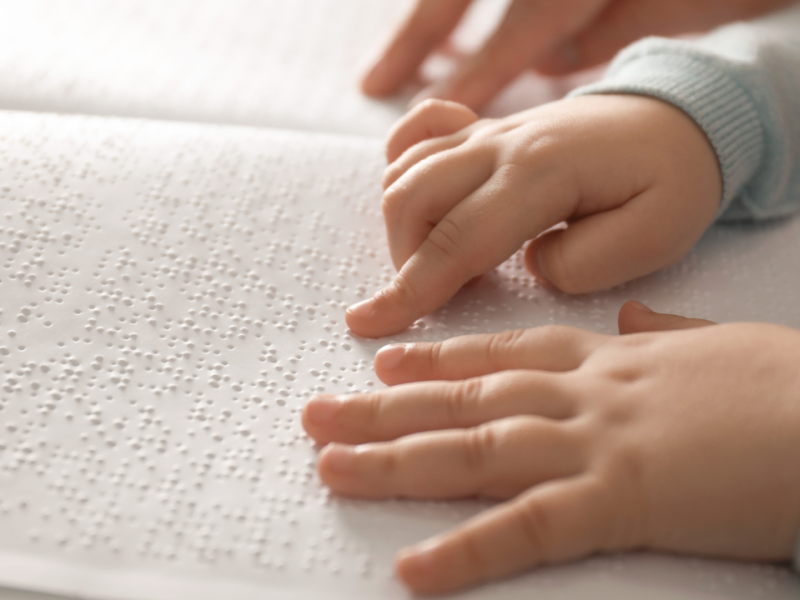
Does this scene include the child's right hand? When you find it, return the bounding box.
[309,302,800,594]
[347,96,722,338]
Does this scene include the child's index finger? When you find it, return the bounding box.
[345,232,472,338]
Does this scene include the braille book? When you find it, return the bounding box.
[0,2,797,600]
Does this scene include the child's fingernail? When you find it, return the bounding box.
[375,344,406,371]
[306,395,343,425]
[323,444,356,473]
[347,297,377,318]
[629,301,653,313]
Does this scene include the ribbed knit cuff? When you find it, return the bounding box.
[568,44,765,217]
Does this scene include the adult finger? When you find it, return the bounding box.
[432,0,607,110]
[360,0,472,98]
[348,166,570,338]
[396,475,613,594]
[535,0,784,76]
[373,326,605,386]
[303,370,578,446]
[316,416,584,500]
[383,148,493,270]
[534,0,650,76]
[617,301,716,335]
[385,99,478,164]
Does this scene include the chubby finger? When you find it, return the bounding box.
[317,416,583,500]
[303,370,578,445]
[382,130,474,191]
[383,149,493,269]
[374,326,605,386]
[534,1,643,76]
[396,475,612,594]
[525,190,707,295]
[617,301,716,335]
[435,0,607,110]
[385,99,478,164]
[360,0,472,98]
[348,166,567,338]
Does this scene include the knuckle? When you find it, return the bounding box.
[416,97,448,116]
[376,444,399,480]
[383,270,420,309]
[512,499,553,560]
[381,183,409,220]
[599,445,648,549]
[425,340,444,372]
[536,324,585,350]
[464,119,501,144]
[485,328,527,366]
[447,378,483,423]
[381,165,402,191]
[462,424,497,472]
[364,393,383,426]
[426,216,467,263]
[603,364,642,384]
[457,528,492,580]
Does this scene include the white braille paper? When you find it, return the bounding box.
[0,110,798,600]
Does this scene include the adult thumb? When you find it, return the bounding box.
[618,301,716,335]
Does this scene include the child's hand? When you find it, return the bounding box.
[346,96,721,338]
[305,302,800,595]
[361,0,796,110]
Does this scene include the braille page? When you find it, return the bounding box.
[0,0,594,137]
[0,110,798,600]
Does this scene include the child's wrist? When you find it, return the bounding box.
[568,38,765,219]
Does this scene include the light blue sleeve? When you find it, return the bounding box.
[568,4,800,222]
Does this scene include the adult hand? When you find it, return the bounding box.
[361,0,796,111]
[346,95,721,338]
[304,302,800,594]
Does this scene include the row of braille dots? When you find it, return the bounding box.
[29,451,188,553]
[121,197,377,338]
[27,433,300,552]
[127,490,310,567]
[303,503,377,578]
[4,246,371,430]
[2,351,89,407]
[123,479,379,576]
[497,249,552,303]
[138,185,387,306]
[11,282,312,409]
[0,213,93,289]
[71,234,373,396]
[3,192,96,237]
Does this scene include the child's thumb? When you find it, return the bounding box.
[617,301,716,335]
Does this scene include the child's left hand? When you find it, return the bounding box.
[345,96,722,338]
[304,302,800,595]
